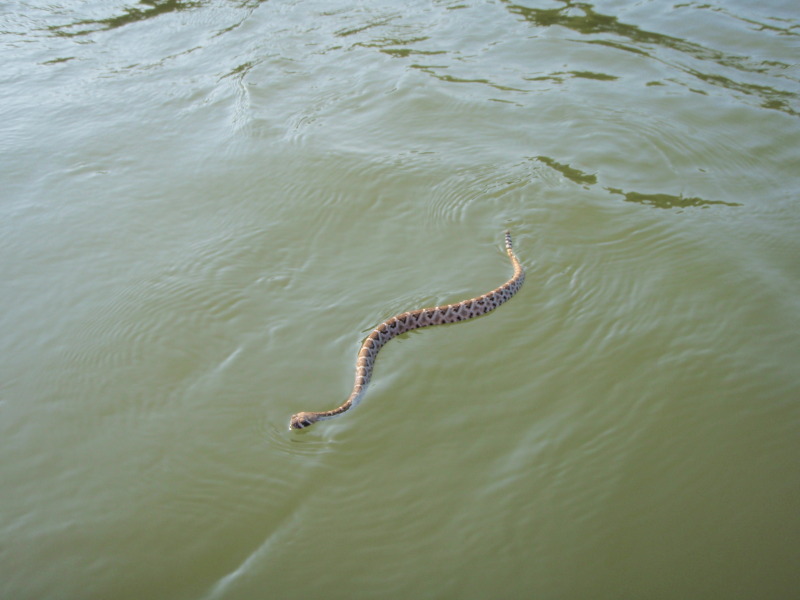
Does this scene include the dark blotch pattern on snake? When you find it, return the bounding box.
[290,231,525,430]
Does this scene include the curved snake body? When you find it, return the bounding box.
[289,231,525,429]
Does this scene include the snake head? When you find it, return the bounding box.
[289,412,318,430]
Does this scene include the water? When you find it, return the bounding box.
[2,1,799,598]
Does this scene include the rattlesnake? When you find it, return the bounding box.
[289,231,525,429]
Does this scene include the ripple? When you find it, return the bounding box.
[427,159,542,225]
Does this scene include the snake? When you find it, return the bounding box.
[289,231,525,430]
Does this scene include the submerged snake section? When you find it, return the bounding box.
[289,231,525,430]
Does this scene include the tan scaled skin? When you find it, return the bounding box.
[289,231,525,430]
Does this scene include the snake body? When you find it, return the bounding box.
[289,231,525,430]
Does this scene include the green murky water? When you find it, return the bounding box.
[2,1,799,598]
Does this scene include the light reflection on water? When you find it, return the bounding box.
[1,1,799,598]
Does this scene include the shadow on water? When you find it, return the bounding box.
[501,0,800,116]
[528,70,619,83]
[533,156,742,209]
[536,156,598,187]
[46,0,206,37]
[606,187,742,209]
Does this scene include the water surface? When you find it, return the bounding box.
[1,1,799,598]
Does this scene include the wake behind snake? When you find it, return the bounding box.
[289,231,525,429]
